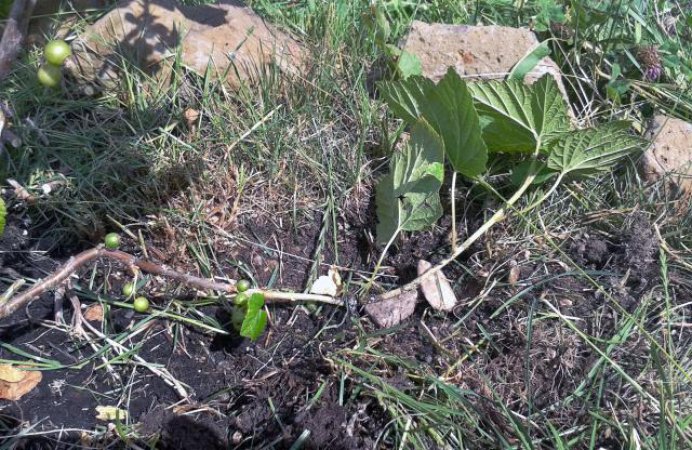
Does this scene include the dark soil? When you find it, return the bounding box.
[0,194,686,449]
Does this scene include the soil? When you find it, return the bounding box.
[0,193,687,449]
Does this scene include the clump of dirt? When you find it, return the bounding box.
[570,234,611,267]
[569,213,659,279]
[621,213,658,279]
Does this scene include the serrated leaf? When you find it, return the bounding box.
[510,161,558,186]
[467,79,535,152]
[240,292,268,341]
[0,198,5,236]
[421,69,488,176]
[546,122,647,177]
[379,68,488,177]
[376,120,444,245]
[530,75,571,142]
[379,75,436,125]
[467,76,570,153]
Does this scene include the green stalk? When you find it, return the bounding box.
[451,171,458,252]
[363,226,405,295]
[376,142,544,301]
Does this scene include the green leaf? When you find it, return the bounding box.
[396,50,422,79]
[510,161,558,186]
[379,75,436,125]
[468,80,535,152]
[240,292,268,341]
[379,68,488,177]
[376,120,444,245]
[467,75,570,153]
[533,0,565,32]
[0,198,5,237]
[509,41,552,81]
[546,122,647,177]
[420,69,487,176]
[530,75,572,143]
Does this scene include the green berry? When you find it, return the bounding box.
[236,279,251,293]
[37,63,62,88]
[233,292,249,307]
[133,296,149,313]
[122,282,135,298]
[230,306,245,331]
[44,40,72,66]
[104,232,120,250]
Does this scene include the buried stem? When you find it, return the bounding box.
[362,226,404,296]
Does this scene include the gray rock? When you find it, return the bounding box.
[66,0,306,90]
[642,115,692,195]
[400,21,570,106]
[364,289,418,328]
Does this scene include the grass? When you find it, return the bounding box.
[1,0,692,449]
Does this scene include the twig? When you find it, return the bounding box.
[67,292,123,383]
[260,290,342,306]
[0,247,236,319]
[53,286,66,325]
[654,224,692,272]
[82,319,189,399]
[0,0,38,81]
[0,248,101,319]
[0,246,340,319]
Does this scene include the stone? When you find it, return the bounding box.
[400,21,569,102]
[642,115,692,195]
[66,0,305,89]
[364,289,418,328]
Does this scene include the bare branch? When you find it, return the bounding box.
[0,246,341,319]
[0,248,101,318]
[0,0,38,81]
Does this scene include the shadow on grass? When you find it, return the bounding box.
[2,0,282,252]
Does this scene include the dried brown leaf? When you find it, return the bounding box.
[84,304,104,322]
[508,265,520,285]
[418,260,457,311]
[95,405,129,421]
[0,364,26,383]
[0,365,42,400]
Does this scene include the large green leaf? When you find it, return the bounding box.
[530,75,571,143]
[379,75,435,124]
[546,122,647,177]
[376,120,444,245]
[379,68,488,177]
[467,75,570,153]
[0,198,5,236]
